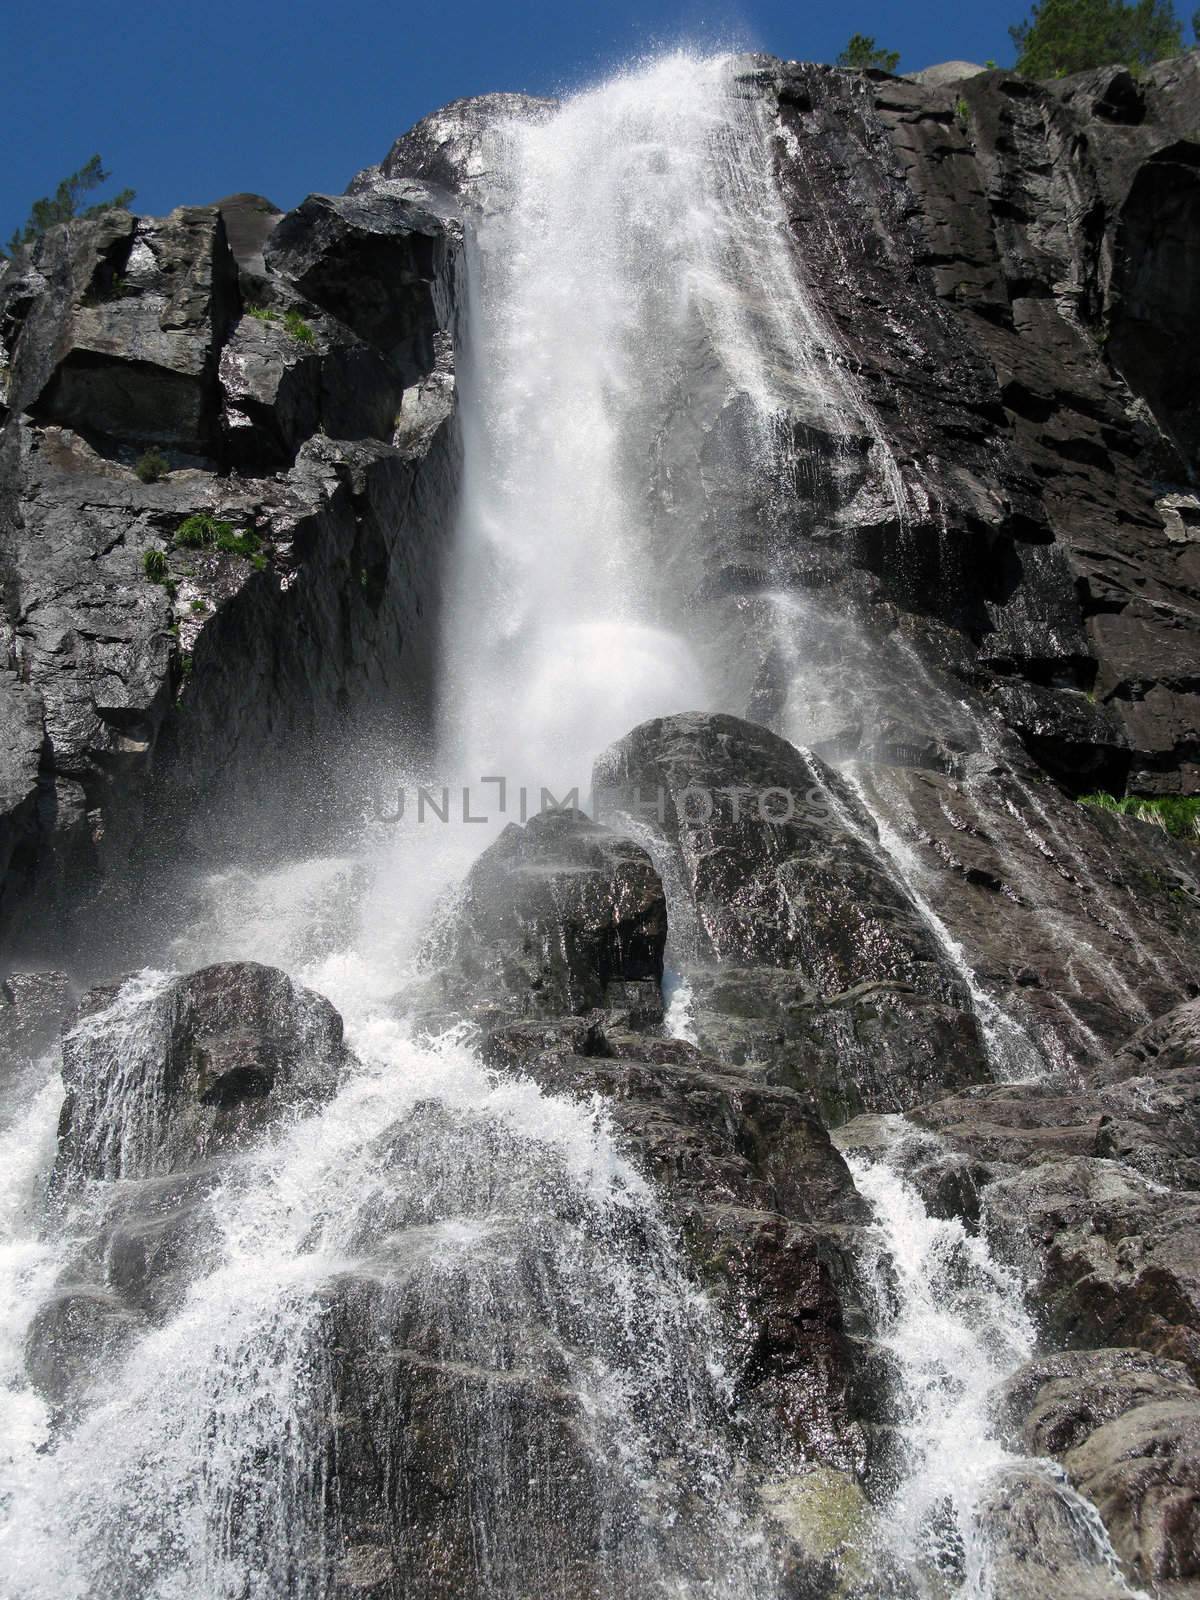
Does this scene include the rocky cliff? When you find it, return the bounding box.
[2,46,1200,1600]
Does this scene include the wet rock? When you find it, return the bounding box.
[834,1113,991,1226]
[986,1158,1200,1381]
[1090,998,1200,1189]
[376,92,556,202]
[912,996,1200,1192]
[298,1090,797,1599]
[999,1349,1200,1597]
[0,969,75,1092]
[518,1047,866,1229]
[28,964,349,1407]
[913,1082,1105,1167]
[758,1465,873,1597]
[56,962,348,1183]
[24,1287,149,1409]
[997,1347,1199,1456]
[594,712,990,1121]
[977,1465,1136,1600]
[1063,1399,1200,1594]
[484,1016,869,1471]
[420,808,667,1026]
[854,761,1200,1071]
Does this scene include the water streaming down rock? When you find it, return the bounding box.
[840,1123,1145,1600]
[439,53,905,795]
[2,46,1194,1600]
[4,968,787,1599]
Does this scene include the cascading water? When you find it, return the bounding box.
[0,48,1137,1600]
[839,1121,1145,1600]
[2,989,777,1599]
[440,52,905,796]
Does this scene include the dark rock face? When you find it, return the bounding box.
[419,808,667,1026]
[56,960,346,1183]
[0,171,461,958]
[4,206,238,455]
[853,762,1200,1073]
[312,1085,833,1600]
[594,712,991,1121]
[754,53,1200,794]
[266,183,459,381]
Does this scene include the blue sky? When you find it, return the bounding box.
[4,0,1022,241]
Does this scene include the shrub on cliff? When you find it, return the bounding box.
[1010,0,1184,75]
[4,155,134,259]
[837,33,901,70]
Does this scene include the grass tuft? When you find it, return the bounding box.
[1079,792,1200,841]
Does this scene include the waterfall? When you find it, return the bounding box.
[440,51,903,799]
[0,49,1141,1600]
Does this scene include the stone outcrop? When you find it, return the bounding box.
[998,1349,1200,1595]
[0,174,462,956]
[418,807,668,1027]
[26,961,346,1410]
[56,960,347,1183]
[594,712,991,1120]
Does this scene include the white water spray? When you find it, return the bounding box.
[842,1123,1145,1600]
[441,52,904,798]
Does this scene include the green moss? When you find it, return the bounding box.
[759,1468,872,1589]
[190,598,207,614]
[134,448,169,484]
[1079,791,1200,841]
[246,305,280,324]
[142,548,168,581]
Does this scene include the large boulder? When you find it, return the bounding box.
[594,712,990,1121]
[10,206,239,455]
[56,961,347,1183]
[420,808,667,1026]
[27,963,349,1412]
[264,181,461,382]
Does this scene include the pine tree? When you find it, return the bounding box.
[1010,0,1183,76]
[838,33,902,71]
[4,156,135,260]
